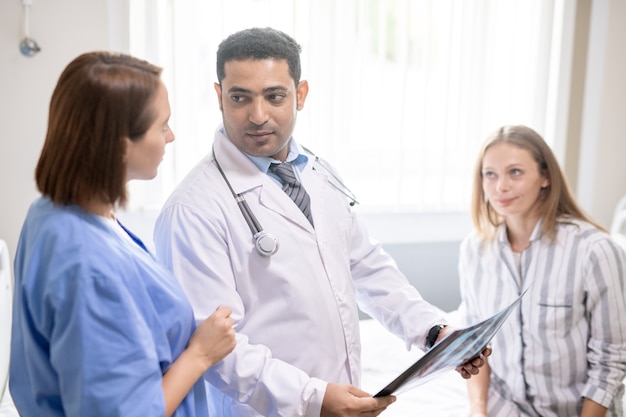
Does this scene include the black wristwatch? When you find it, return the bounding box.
[426,324,448,349]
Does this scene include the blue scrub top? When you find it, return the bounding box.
[9,197,208,417]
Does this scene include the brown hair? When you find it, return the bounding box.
[470,125,604,241]
[35,51,162,208]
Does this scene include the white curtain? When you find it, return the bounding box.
[129,0,559,213]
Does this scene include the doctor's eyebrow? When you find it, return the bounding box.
[227,86,289,95]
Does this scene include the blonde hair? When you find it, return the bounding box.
[470,125,604,241]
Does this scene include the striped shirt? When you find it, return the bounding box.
[457,218,626,417]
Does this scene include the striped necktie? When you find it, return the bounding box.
[269,162,314,226]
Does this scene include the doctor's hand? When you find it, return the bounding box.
[321,383,396,417]
[188,305,236,369]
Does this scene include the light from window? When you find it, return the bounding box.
[128,0,559,214]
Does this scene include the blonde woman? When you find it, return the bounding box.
[457,125,626,417]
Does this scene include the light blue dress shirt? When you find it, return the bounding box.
[244,136,309,182]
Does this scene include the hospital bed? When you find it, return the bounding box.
[360,318,469,416]
[357,243,471,416]
[1,240,11,401]
[0,239,18,417]
[610,194,626,251]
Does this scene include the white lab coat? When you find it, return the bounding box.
[154,128,446,417]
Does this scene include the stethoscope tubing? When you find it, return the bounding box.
[212,146,358,256]
[213,149,279,256]
[214,153,262,234]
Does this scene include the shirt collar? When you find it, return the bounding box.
[244,138,309,173]
[497,218,544,245]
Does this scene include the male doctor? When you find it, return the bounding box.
[154,27,488,417]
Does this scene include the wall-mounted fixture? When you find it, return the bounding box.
[19,0,41,57]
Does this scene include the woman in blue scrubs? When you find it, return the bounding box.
[9,51,236,417]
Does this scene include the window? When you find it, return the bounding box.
[128,0,563,214]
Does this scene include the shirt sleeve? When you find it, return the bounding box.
[46,255,165,416]
[348,211,447,351]
[580,236,626,407]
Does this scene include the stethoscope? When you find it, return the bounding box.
[213,146,358,257]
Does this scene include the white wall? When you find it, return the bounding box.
[1,0,625,268]
[576,0,626,227]
[0,0,127,260]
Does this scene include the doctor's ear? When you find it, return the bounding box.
[214,82,223,111]
[296,80,309,111]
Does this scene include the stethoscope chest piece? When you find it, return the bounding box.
[254,231,279,256]
[214,149,281,256]
[213,145,357,257]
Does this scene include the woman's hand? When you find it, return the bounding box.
[434,326,492,379]
[162,305,236,417]
[187,305,237,369]
[456,345,492,379]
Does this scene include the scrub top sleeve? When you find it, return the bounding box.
[48,263,165,417]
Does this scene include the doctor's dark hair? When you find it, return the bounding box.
[470,124,603,241]
[36,51,162,208]
[216,27,302,86]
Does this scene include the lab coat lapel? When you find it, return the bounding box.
[260,181,314,232]
[213,129,261,188]
[213,130,314,233]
